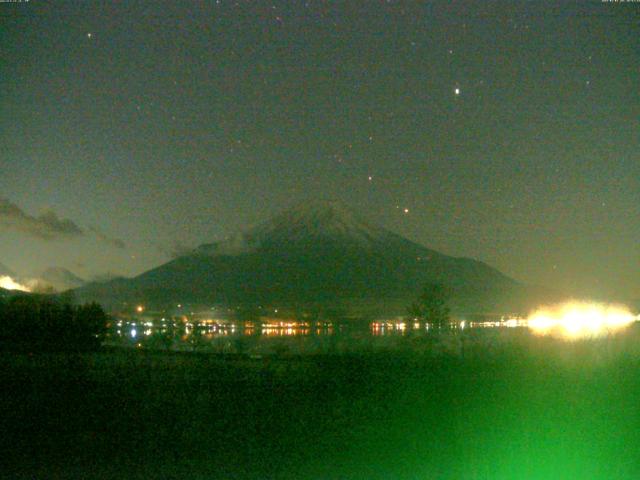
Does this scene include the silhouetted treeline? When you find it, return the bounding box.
[0,294,108,352]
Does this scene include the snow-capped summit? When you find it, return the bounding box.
[197,200,389,256]
[251,200,386,246]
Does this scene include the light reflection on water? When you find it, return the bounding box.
[105,302,639,354]
[369,317,530,336]
[106,316,536,355]
[110,318,530,343]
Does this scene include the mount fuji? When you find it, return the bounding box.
[75,201,549,315]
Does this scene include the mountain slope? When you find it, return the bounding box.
[75,201,548,314]
[39,267,85,291]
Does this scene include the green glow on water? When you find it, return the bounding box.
[4,324,640,479]
[294,328,640,479]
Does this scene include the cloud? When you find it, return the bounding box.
[0,197,83,240]
[89,226,126,249]
[0,198,126,249]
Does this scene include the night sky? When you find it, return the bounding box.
[1,0,638,300]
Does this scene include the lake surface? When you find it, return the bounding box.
[106,315,635,356]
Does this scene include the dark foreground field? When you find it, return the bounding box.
[2,329,640,479]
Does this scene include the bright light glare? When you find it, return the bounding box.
[0,276,30,292]
[528,301,636,339]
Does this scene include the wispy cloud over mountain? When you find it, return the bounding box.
[0,197,82,240]
[0,198,125,249]
[89,227,126,249]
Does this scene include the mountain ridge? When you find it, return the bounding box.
[75,201,552,315]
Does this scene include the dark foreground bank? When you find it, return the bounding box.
[2,331,640,479]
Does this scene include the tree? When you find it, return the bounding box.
[75,302,108,349]
[0,296,108,352]
[407,283,451,329]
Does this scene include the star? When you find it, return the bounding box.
[403,208,409,214]
[454,87,461,96]
[87,32,93,39]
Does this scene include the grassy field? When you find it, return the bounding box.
[2,328,640,479]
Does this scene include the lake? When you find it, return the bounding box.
[106,316,534,356]
[106,313,638,356]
